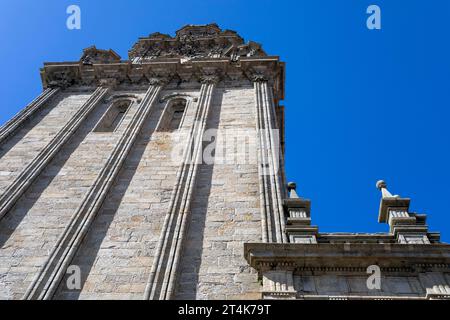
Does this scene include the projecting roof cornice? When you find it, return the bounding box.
[244,243,450,272]
[40,56,285,98]
[39,24,284,99]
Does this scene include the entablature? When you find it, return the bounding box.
[39,56,285,101]
[244,242,450,272]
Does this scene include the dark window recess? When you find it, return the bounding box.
[94,100,131,132]
[170,109,184,131]
[159,99,187,132]
[110,109,127,131]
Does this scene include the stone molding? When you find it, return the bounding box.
[40,57,284,101]
[0,88,60,145]
[23,83,163,300]
[144,81,216,300]
[248,242,450,300]
[245,242,450,300]
[0,87,109,222]
[244,243,450,271]
[254,80,286,243]
[159,92,198,103]
[104,93,142,103]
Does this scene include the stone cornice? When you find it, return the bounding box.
[244,242,450,271]
[315,232,440,243]
[40,57,284,99]
[39,24,285,99]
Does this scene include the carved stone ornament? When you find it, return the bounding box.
[245,66,271,83]
[45,69,77,88]
[128,23,266,62]
[148,77,170,86]
[250,73,268,83]
[80,46,121,65]
[199,73,220,85]
[39,24,285,102]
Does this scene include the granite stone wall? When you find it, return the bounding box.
[175,84,261,300]
[0,81,263,300]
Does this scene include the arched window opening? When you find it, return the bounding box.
[94,99,132,132]
[158,98,187,132]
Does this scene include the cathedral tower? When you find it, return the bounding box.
[0,24,448,300]
[0,24,284,299]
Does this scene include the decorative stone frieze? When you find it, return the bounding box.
[41,58,283,92]
[244,243,450,270]
[244,242,450,300]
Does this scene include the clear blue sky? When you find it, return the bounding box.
[0,0,449,241]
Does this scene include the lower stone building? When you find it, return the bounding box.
[246,181,450,299]
[0,24,448,300]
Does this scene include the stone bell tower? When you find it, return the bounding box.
[0,24,286,299]
[1,24,449,301]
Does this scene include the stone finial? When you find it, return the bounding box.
[376,180,398,198]
[376,180,386,190]
[287,182,299,199]
[376,179,411,225]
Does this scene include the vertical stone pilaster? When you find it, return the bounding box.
[22,81,165,300]
[0,88,60,145]
[144,75,218,300]
[254,79,287,243]
[0,87,108,222]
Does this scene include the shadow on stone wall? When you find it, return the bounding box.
[0,94,63,159]
[174,90,222,300]
[0,99,108,249]
[53,103,165,300]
